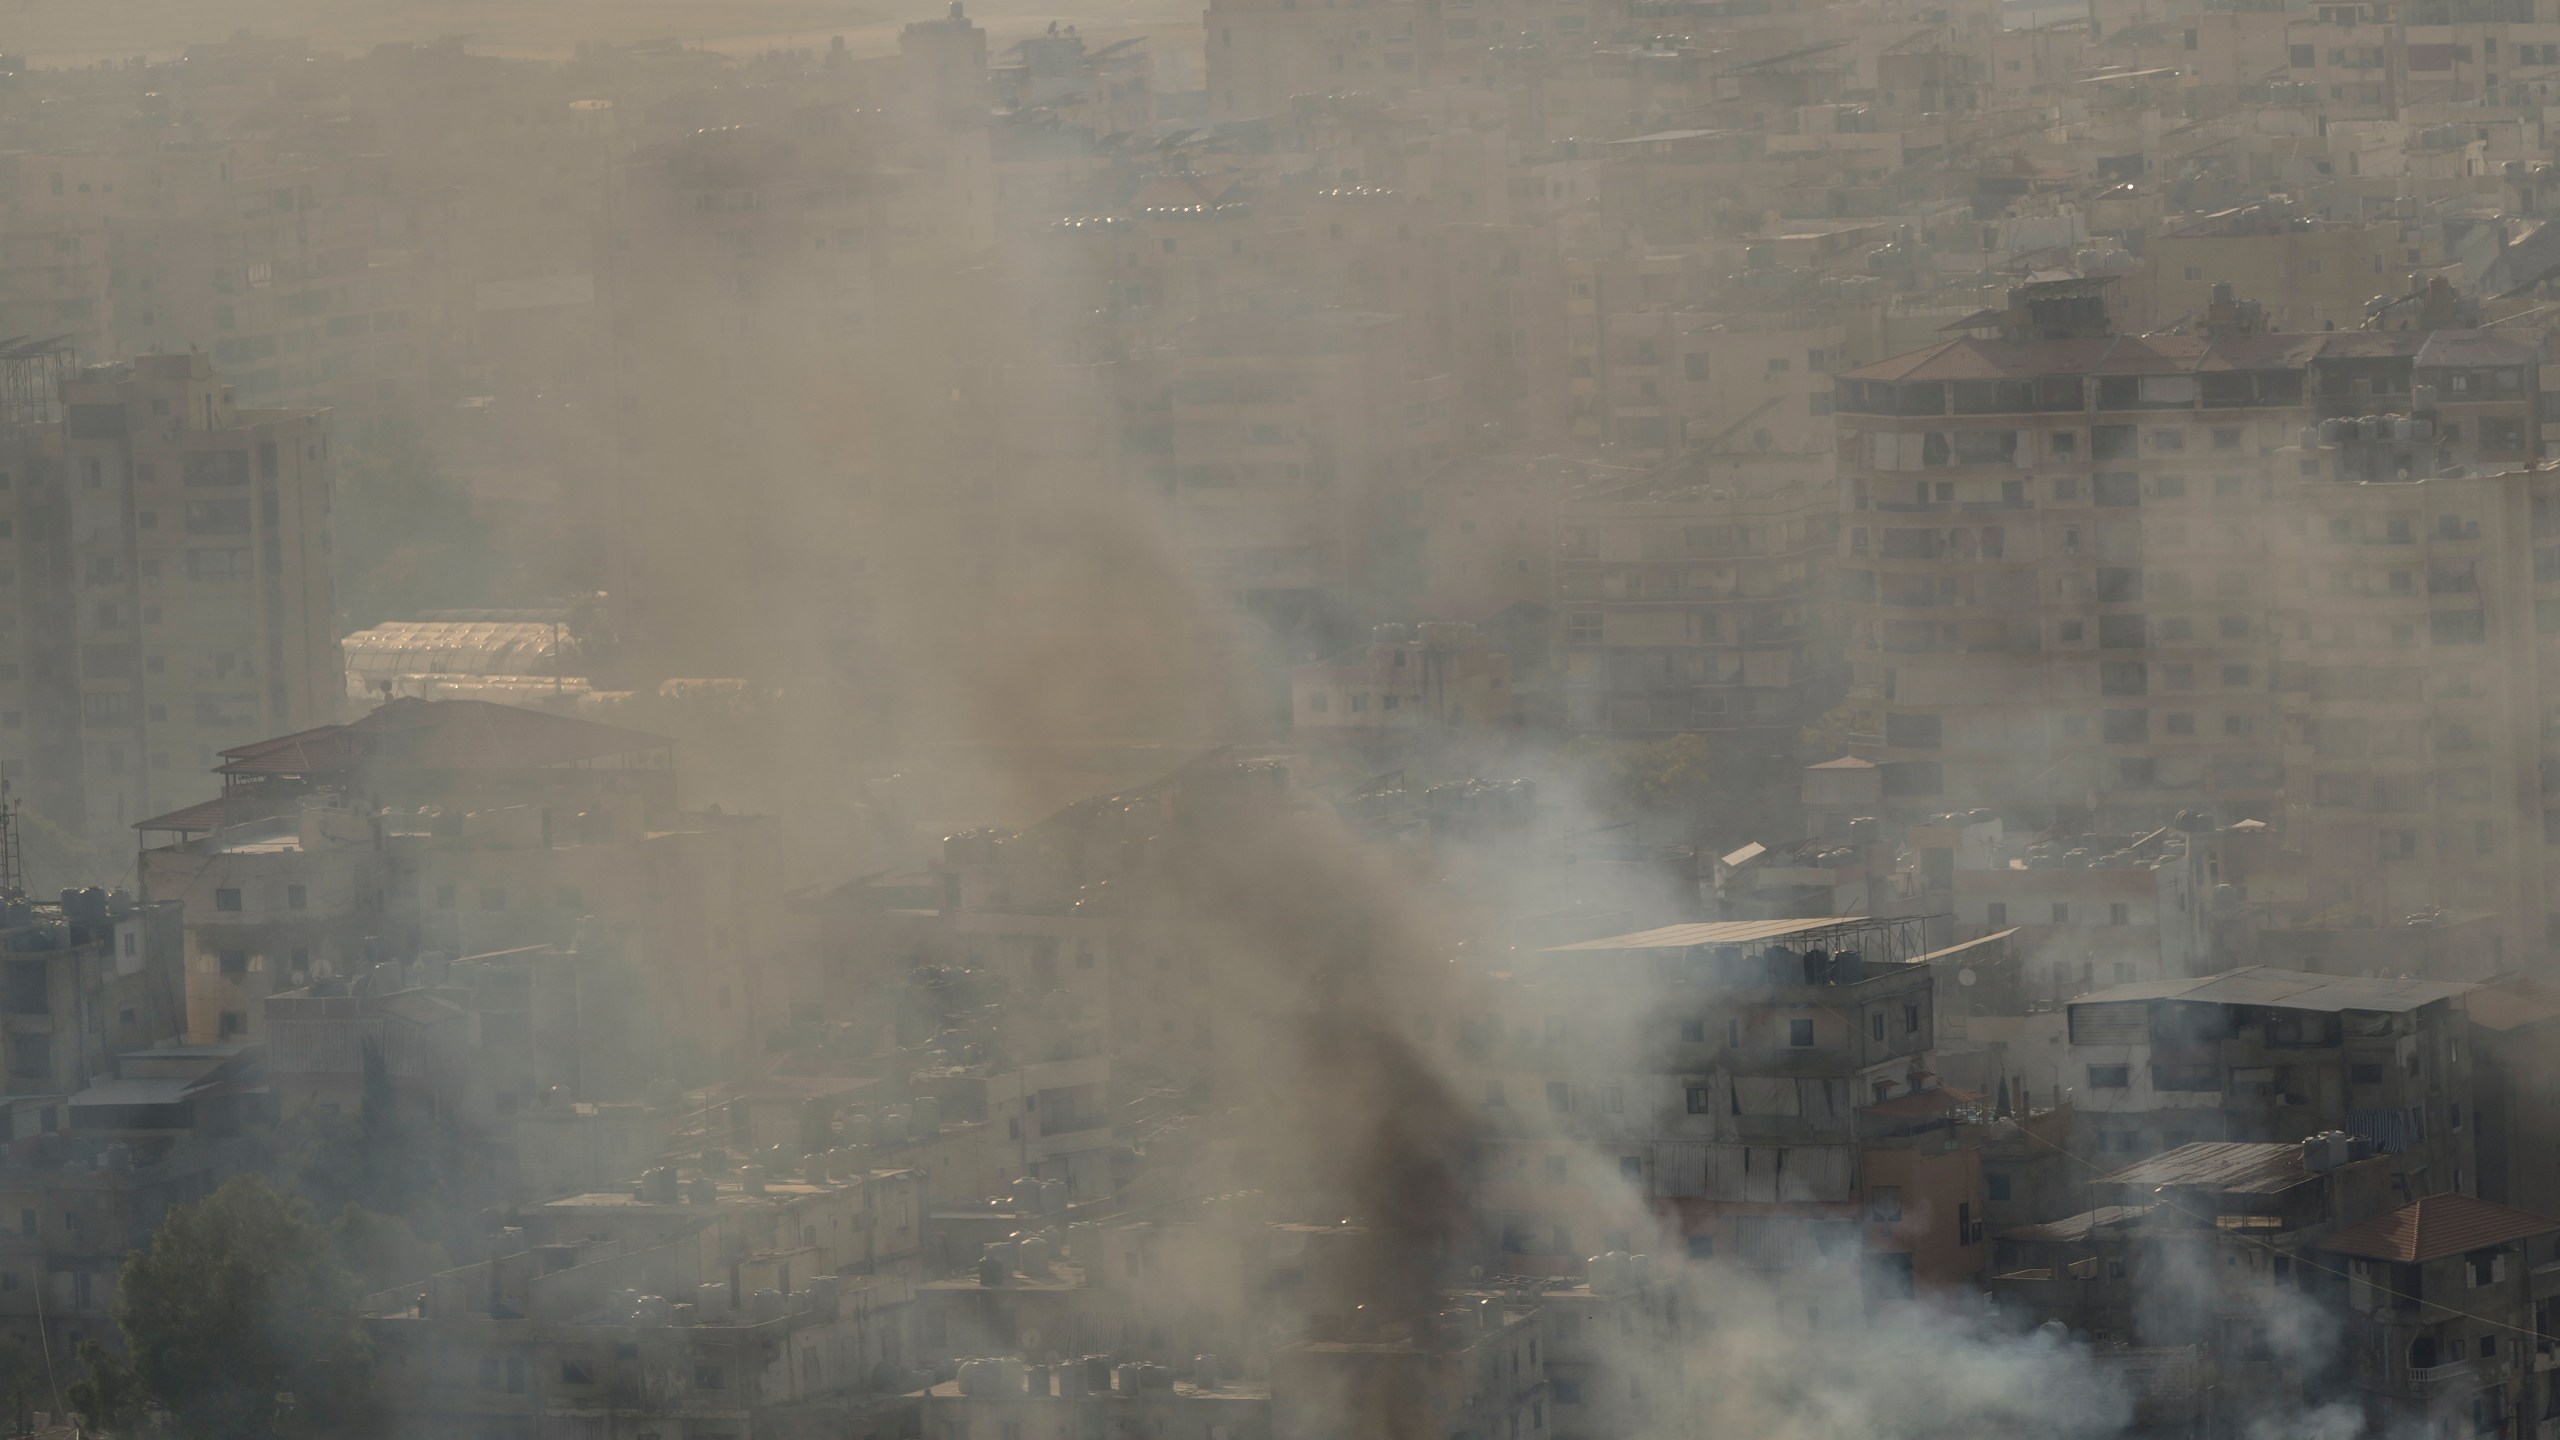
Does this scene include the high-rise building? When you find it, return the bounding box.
[1834,282,2537,825]
[57,353,340,841]
[1835,279,2560,957]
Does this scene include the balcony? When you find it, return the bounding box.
[2407,1359,2474,1404]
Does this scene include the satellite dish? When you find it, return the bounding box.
[1957,967,1979,987]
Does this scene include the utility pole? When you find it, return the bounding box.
[0,778,23,899]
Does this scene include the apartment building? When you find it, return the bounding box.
[1835,278,2545,845]
[2314,1193,2560,1439]
[1471,916,1962,1308]
[1290,622,1516,736]
[0,889,187,1099]
[1153,307,1454,638]
[139,698,784,1074]
[362,1227,920,1440]
[2062,967,2479,1189]
[1988,1136,2406,1436]
[2145,204,2402,333]
[57,352,339,840]
[1555,456,1839,761]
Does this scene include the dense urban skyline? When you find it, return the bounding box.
[0,0,2545,1437]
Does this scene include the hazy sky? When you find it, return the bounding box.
[15,0,1194,64]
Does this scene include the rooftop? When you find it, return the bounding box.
[2002,1204,2158,1244]
[2092,1141,2324,1196]
[1543,917,1875,952]
[2313,1193,2560,1264]
[2067,966,2473,1015]
[216,698,671,781]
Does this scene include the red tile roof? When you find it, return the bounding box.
[2313,1193,2560,1264]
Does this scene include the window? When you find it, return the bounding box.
[2051,903,2070,923]
[2087,1065,2131,1088]
[560,1361,594,1386]
[1619,1155,1643,1181]
[1554,1379,1585,1404]
[1870,1012,1885,1042]
[286,884,306,910]
[1685,1085,1713,1114]
[218,950,247,976]
[1788,1018,1816,1047]
[214,887,242,912]
[2110,903,2131,926]
[1679,1019,1705,1042]
[1986,902,2008,927]
[1869,1186,1903,1221]
[694,1365,726,1391]
[1986,1173,2013,1202]
[1904,1004,1920,1034]
[1546,1081,1571,1112]
[1683,1236,1712,1261]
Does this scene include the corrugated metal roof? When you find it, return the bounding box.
[2093,1140,2317,1195]
[67,1078,203,1108]
[2066,965,2473,1014]
[1543,917,1873,952]
[2313,1193,2560,1263]
[2002,1204,2156,1243]
[1916,929,2018,964]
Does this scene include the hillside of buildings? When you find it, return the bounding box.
[0,0,2555,1438]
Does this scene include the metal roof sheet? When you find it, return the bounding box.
[67,1078,204,1108]
[2066,965,2473,1014]
[2002,1204,2157,1243]
[1542,917,1874,952]
[2093,1140,2318,1195]
[1916,929,2019,964]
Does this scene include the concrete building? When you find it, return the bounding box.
[2315,1192,2560,1439]
[138,699,783,1078]
[1834,277,2544,848]
[1472,915,1971,1308]
[2062,967,2479,1189]
[360,1216,922,1440]
[1290,622,1516,736]
[1555,458,1840,760]
[58,353,340,840]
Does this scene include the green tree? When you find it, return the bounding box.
[332,418,505,629]
[66,1339,144,1437]
[107,1175,371,1440]
[327,1205,447,1296]
[1565,732,1716,813]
